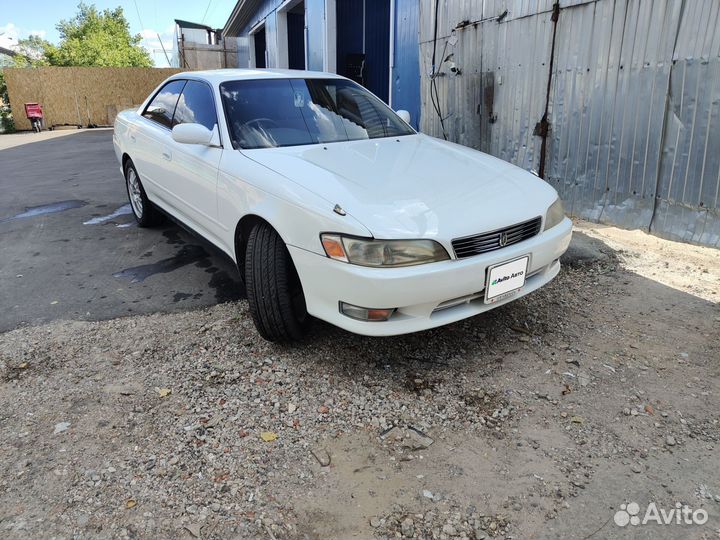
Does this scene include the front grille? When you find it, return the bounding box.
[452,216,542,259]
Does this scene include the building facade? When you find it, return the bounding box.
[223,0,421,128]
[222,0,720,248]
[173,19,239,70]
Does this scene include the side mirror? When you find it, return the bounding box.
[172,123,214,145]
[396,109,411,124]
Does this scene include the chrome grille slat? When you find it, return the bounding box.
[451,217,542,259]
[454,238,502,248]
[453,223,529,243]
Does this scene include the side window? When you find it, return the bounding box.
[142,80,186,128]
[173,80,218,131]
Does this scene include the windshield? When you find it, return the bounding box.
[220,78,415,149]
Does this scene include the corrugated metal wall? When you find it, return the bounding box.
[306,0,325,70]
[392,0,421,128]
[420,0,720,248]
[236,35,250,68]
[419,1,555,165]
[653,0,720,245]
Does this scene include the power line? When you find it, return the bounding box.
[132,0,145,29]
[430,0,447,140]
[201,0,213,24]
[157,32,171,66]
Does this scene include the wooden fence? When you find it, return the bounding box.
[4,67,184,131]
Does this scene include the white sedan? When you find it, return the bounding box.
[113,69,572,342]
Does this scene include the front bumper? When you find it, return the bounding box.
[289,217,573,336]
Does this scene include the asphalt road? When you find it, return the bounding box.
[0,129,243,332]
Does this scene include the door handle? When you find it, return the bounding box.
[130,134,136,143]
[161,151,172,161]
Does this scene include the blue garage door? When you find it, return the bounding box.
[287,4,305,70]
[336,0,390,103]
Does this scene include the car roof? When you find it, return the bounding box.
[171,68,346,84]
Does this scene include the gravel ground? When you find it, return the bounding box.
[1,221,719,540]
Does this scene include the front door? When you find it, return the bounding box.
[164,80,224,246]
[134,79,186,206]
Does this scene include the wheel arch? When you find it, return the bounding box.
[234,214,275,272]
[121,153,132,172]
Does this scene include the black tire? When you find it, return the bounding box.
[124,160,161,227]
[245,222,310,342]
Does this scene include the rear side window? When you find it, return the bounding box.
[142,80,186,128]
[173,80,218,131]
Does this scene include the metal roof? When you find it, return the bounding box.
[222,0,263,37]
[174,19,215,31]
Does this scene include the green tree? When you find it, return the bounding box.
[0,70,15,132]
[12,35,52,67]
[0,71,7,102]
[46,2,152,67]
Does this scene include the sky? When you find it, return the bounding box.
[0,0,237,67]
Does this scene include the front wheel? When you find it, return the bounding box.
[245,222,310,342]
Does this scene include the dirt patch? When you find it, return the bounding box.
[576,221,720,302]
[0,222,718,539]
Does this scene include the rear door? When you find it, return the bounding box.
[133,79,186,208]
[165,80,224,245]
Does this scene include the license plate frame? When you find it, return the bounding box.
[484,255,530,304]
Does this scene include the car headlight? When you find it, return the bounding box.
[544,198,566,231]
[320,234,450,267]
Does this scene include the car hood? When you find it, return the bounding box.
[242,134,558,240]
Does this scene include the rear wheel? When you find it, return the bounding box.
[124,160,161,227]
[245,222,310,342]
